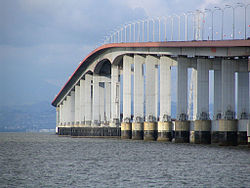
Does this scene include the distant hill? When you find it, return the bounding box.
[0,101,55,132]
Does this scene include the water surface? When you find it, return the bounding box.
[0,133,249,187]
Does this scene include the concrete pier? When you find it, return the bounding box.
[194,120,211,144]
[211,120,220,144]
[237,120,248,145]
[157,121,172,141]
[132,122,144,140]
[218,120,238,146]
[121,122,132,139]
[248,122,250,147]
[144,122,157,141]
[175,121,190,143]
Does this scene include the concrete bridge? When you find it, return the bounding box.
[52,40,250,146]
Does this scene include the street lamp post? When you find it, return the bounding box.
[162,16,167,41]
[151,19,155,41]
[225,5,235,39]
[157,17,161,41]
[120,27,123,43]
[124,25,127,42]
[169,16,173,41]
[147,19,150,41]
[205,8,215,40]
[214,6,224,40]
[133,22,136,42]
[183,13,188,41]
[141,20,145,42]
[237,3,250,39]
[137,21,141,42]
[174,14,181,40]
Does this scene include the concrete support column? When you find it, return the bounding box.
[56,107,59,134]
[110,64,120,127]
[193,58,211,144]
[175,57,190,143]
[80,79,85,126]
[144,55,158,141]
[74,85,80,126]
[61,101,65,126]
[219,59,237,146]
[99,82,105,125]
[237,71,249,144]
[248,122,250,147]
[65,96,70,126]
[212,68,222,143]
[92,74,100,126]
[58,104,63,135]
[132,55,144,140]
[63,98,71,135]
[105,81,111,123]
[121,55,133,139]
[59,104,63,126]
[158,56,172,141]
[70,91,75,126]
[84,74,92,126]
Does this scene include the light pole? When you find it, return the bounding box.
[225,5,236,39]
[183,13,188,41]
[113,32,116,43]
[146,19,150,41]
[196,10,205,40]
[169,16,173,41]
[133,22,136,42]
[157,17,161,41]
[141,20,145,42]
[237,3,250,39]
[214,6,224,40]
[120,27,123,43]
[162,16,167,41]
[124,25,127,42]
[137,21,141,42]
[151,18,155,41]
[174,14,181,40]
[205,8,215,40]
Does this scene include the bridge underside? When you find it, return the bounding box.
[53,41,250,146]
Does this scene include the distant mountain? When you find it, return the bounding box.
[0,101,55,132]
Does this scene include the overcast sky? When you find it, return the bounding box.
[0,0,249,106]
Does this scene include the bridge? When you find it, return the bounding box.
[52,39,250,146]
[52,4,250,146]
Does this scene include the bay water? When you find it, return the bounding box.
[0,133,249,187]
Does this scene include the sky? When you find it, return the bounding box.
[0,0,249,106]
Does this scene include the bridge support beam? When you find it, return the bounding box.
[158,56,172,141]
[92,74,100,126]
[70,91,75,126]
[132,55,145,140]
[144,55,158,141]
[99,82,105,125]
[219,59,237,146]
[79,79,85,126]
[237,70,249,145]
[84,74,92,126]
[212,68,222,143]
[121,55,132,139]
[176,57,189,143]
[74,85,80,126]
[248,122,250,147]
[110,65,120,127]
[105,81,111,124]
[194,58,211,144]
